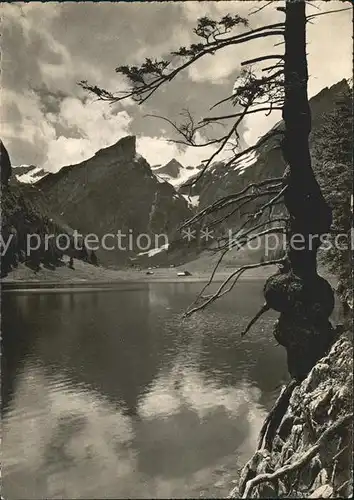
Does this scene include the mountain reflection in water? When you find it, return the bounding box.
[2,281,289,499]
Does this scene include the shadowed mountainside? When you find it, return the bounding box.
[172,80,350,264]
[33,136,192,266]
[1,142,98,278]
[179,80,349,212]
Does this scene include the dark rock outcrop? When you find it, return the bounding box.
[0,183,86,278]
[231,335,353,498]
[0,144,95,278]
[1,139,12,186]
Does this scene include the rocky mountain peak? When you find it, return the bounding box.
[166,158,184,169]
[32,136,192,266]
[309,79,350,125]
[153,158,184,178]
[95,135,136,160]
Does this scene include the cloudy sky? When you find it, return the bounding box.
[1,1,352,172]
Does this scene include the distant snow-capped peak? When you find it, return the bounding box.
[151,145,260,191]
[151,158,202,189]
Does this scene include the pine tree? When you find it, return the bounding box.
[80,1,352,383]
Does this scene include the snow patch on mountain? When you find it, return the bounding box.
[138,243,169,257]
[233,149,259,174]
[13,165,48,184]
[182,194,200,208]
[155,174,170,184]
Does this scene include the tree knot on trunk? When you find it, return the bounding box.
[264,272,334,317]
[264,271,335,381]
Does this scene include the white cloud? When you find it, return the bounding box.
[1,2,134,170]
[231,1,352,146]
[1,89,57,159]
[44,99,133,171]
[306,3,352,97]
[137,136,179,166]
[137,131,231,168]
[184,2,283,84]
[182,1,265,23]
[1,89,133,172]
[243,111,282,147]
[2,1,352,170]
[188,45,242,84]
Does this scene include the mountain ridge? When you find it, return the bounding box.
[179,79,350,208]
[3,79,349,272]
[32,135,192,266]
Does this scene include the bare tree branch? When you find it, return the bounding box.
[241,54,284,66]
[179,179,283,229]
[144,113,224,148]
[262,62,285,73]
[307,7,352,21]
[186,248,230,311]
[249,1,274,16]
[210,69,284,111]
[252,185,287,218]
[185,104,252,187]
[217,226,286,253]
[192,218,287,305]
[241,303,270,337]
[79,22,284,105]
[208,201,254,230]
[201,106,283,123]
[182,129,284,189]
[184,258,285,317]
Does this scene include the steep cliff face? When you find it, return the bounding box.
[180,80,349,210]
[35,136,192,266]
[231,334,353,498]
[0,142,100,278]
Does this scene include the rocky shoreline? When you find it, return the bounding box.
[1,258,279,285]
[231,333,353,499]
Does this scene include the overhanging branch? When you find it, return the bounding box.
[179,179,283,229]
[202,106,283,123]
[241,54,284,66]
[79,22,285,105]
[184,258,285,317]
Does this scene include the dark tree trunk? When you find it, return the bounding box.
[263,0,336,383]
[282,0,332,276]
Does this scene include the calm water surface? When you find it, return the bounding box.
[2,280,290,499]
